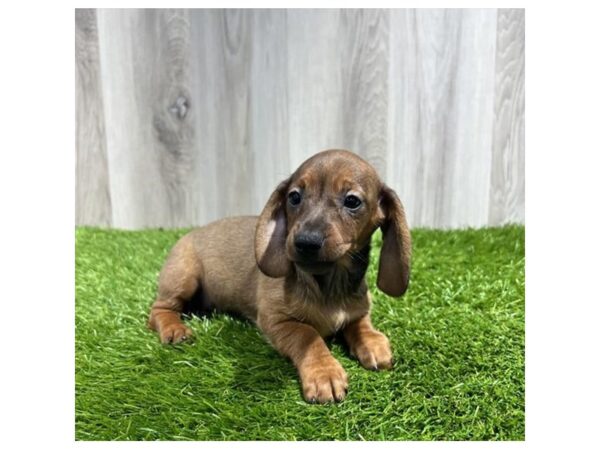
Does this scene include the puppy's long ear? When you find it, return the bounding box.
[376,184,412,297]
[255,178,292,278]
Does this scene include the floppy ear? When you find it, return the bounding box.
[255,178,292,278]
[376,184,412,297]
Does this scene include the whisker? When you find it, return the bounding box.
[348,249,369,264]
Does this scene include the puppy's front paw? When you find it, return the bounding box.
[300,357,348,404]
[159,323,193,344]
[351,331,393,370]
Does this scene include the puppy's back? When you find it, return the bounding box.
[186,216,262,320]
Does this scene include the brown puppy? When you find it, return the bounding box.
[148,149,411,403]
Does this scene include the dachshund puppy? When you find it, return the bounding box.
[148,149,411,403]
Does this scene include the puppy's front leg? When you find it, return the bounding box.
[259,317,348,403]
[343,314,393,370]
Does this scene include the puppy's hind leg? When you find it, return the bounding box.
[148,234,203,344]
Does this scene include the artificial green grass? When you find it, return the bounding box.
[75,225,524,441]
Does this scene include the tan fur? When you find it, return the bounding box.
[148,149,411,403]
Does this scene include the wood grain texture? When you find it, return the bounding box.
[248,10,290,207]
[97,9,200,228]
[488,9,525,225]
[287,9,389,178]
[77,9,525,229]
[339,9,390,178]
[389,9,498,228]
[75,9,112,226]
[286,9,345,170]
[188,10,256,223]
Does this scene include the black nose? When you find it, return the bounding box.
[294,231,324,254]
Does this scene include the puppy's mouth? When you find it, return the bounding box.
[290,241,352,274]
[294,259,336,274]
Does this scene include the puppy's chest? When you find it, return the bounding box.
[291,299,366,337]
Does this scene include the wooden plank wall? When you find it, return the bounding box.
[76,8,525,229]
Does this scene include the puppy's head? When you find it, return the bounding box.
[255,149,411,296]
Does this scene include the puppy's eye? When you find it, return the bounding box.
[288,191,302,206]
[344,195,362,210]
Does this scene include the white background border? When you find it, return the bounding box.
[1,1,599,448]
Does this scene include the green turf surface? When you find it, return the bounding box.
[75,225,524,441]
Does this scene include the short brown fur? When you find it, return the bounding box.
[148,149,411,403]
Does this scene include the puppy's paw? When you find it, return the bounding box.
[351,331,393,370]
[159,323,193,344]
[300,357,348,404]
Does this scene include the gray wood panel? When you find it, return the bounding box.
[339,9,390,178]
[97,9,201,228]
[388,9,498,228]
[248,9,290,207]
[187,10,250,222]
[287,9,346,170]
[77,8,525,229]
[75,9,112,226]
[488,9,525,226]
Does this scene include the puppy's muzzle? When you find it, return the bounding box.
[292,230,335,274]
[294,231,324,256]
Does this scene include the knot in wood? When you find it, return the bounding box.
[169,96,189,120]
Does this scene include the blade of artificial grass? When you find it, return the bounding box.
[75,225,524,440]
